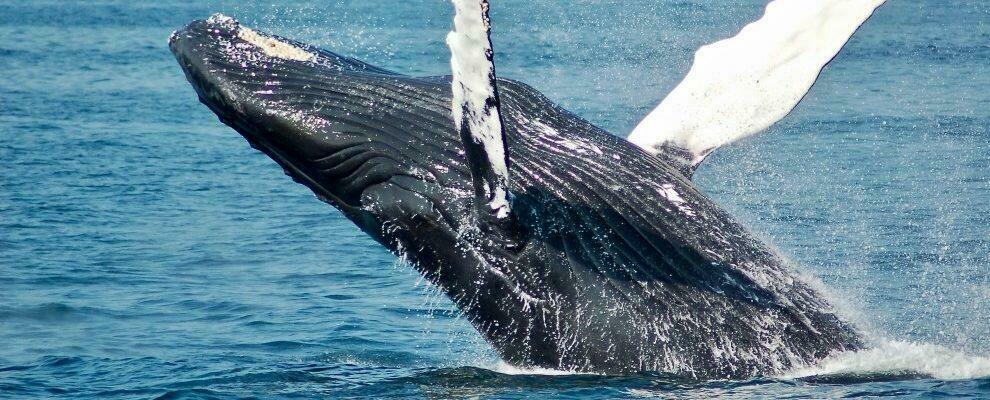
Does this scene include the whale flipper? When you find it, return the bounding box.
[446,0,513,223]
[628,0,887,176]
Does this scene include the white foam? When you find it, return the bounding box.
[493,361,593,376]
[487,341,990,381]
[784,340,990,381]
[628,0,886,167]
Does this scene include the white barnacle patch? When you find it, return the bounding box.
[657,183,697,217]
[238,26,316,62]
[206,13,237,29]
[207,14,316,63]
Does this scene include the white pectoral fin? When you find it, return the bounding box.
[628,0,886,176]
[447,0,513,220]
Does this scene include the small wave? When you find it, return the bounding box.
[393,365,695,394]
[783,340,990,381]
[492,361,595,376]
[0,302,114,321]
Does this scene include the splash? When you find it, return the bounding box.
[783,340,990,381]
[488,341,990,380]
[493,361,593,376]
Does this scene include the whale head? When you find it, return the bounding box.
[169,15,480,243]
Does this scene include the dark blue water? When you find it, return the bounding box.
[2,0,989,398]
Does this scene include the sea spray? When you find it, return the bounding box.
[784,340,990,381]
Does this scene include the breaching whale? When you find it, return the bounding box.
[170,0,884,379]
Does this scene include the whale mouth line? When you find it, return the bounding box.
[237,125,354,211]
[173,57,349,210]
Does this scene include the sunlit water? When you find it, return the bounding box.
[2,1,989,398]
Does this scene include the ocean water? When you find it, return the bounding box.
[2,0,989,398]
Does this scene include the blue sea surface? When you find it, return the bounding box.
[2,0,989,398]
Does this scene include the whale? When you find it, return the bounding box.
[170,10,867,379]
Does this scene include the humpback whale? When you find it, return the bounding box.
[170,0,884,379]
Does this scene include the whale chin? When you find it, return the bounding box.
[171,14,864,379]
